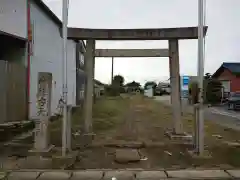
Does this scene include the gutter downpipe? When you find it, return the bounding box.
[27,0,31,119]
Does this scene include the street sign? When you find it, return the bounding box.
[182,76,189,86]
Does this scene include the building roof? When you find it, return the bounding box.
[34,0,86,49]
[212,62,240,77]
[34,0,62,27]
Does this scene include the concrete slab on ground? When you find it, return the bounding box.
[71,171,103,180]
[38,171,71,180]
[115,149,141,163]
[166,169,230,179]
[136,171,167,179]
[7,171,40,180]
[2,169,238,179]
[226,170,240,178]
[103,171,135,180]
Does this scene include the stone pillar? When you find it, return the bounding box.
[169,56,173,105]
[83,40,95,133]
[168,39,183,134]
[33,72,53,152]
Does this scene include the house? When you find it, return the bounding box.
[212,62,240,93]
[0,0,86,122]
[94,79,105,97]
[0,0,29,123]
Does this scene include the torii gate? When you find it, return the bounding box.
[67,26,208,138]
[95,48,169,84]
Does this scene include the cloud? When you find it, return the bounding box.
[43,0,240,84]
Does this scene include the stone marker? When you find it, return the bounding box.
[7,171,40,180]
[115,149,140,163]
[226,170,240,178]
[104,171,135,180]
[166,170,230,179]
[71,171,103,180]
[136,171,167,180]
[38,171,71,180]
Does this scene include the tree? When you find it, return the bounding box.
[205,79,222,104]
[113,75,124,86]
[144,81,157,89]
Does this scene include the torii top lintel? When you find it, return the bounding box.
[67,26,208,40]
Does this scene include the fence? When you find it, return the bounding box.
[0,60,27,123]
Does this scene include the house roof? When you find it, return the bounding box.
[94,79,105,86]
[212,62,240,77]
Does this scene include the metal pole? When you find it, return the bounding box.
[111,57,114,84]
[62,0,69,157]
[197,0,204,155]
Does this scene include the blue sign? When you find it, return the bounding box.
[182,76,189,86]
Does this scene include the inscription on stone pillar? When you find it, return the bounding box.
[34,72,52,151]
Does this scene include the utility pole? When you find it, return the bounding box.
[61,0,69,157]
[196,0,205,155]
[111,57,114,84]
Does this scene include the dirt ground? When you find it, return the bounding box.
[70,95,240,169]
[2,95,240,170]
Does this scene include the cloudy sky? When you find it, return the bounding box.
[43,0,240,85]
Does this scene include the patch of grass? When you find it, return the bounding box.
[49,96,130,146]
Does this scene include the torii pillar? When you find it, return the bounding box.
[169,39,183,134]
[83,39,95,133]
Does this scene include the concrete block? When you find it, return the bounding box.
[7,171,40,180]
[226,170,240,178]
[115,149,140,163]
[104,171,135,180]
[71,171,103,180]
[166,170,230,179]
[136,171,167,179]
[38,171,71,180]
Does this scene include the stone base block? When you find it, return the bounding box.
[28,144,54,157]
[165,130,193,142]
[187,150,212,159]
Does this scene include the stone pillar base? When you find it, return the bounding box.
[28,144,54,157]
[187,149,212,159]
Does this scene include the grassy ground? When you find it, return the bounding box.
[48,95,240,169]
